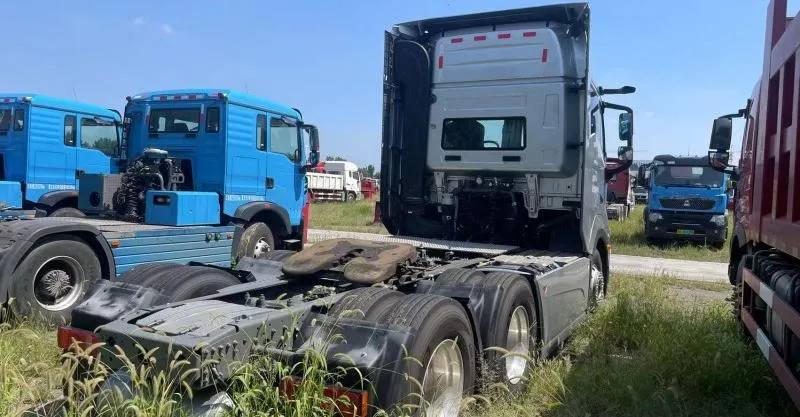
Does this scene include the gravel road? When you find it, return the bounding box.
[307,229,729,283]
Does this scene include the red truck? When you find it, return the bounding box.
[606,157,634,216]
[708,0,800,407]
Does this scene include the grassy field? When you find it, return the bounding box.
[311,199,731,262]
[1,275,795,417]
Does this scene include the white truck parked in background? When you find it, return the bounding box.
[305,160,362,201]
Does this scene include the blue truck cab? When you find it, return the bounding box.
[0,94,121,216]
[80,89,318,259]
[637,154,729,246]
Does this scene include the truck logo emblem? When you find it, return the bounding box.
[683,200,690,207]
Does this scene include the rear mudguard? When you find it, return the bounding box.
[291,312,415,411]
[0,218,115,303]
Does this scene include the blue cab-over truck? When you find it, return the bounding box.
[0,89,319,323]
[637,154,729,247]
[0,94,121,217]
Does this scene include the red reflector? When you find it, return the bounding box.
[57,326,100,351]
[542,48,549,63]
[451,37,463,43]
[474,35,486,41]
[523,31,537,37]
[188,94,197,100]
[438,55,444,69]
[280,377,367,417]
[498,33,511,39]
[158,95,168,101]
[173,95,181,100]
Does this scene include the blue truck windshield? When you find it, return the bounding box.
[653,165,724,188]
[0,109,11,132]
[149,108,200,134]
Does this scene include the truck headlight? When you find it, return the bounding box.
[711,215,726,227]
[648,212,662,222]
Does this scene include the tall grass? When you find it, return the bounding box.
[466,274,798,417]
[0,321,61,416]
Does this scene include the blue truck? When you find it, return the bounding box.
[0,94,122,217]
[0,89,319,323]
[637,154,729,247]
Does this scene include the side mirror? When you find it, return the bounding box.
[617,145,633,162]
[709,116,733,151]
[304,124,320,168]
[619,112,633,142]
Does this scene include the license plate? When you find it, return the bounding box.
[676,229,694,236]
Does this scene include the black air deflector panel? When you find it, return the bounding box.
[380,35,432,236]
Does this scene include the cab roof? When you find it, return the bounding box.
[394,2,588,39]
[129,88,302,120]
[0,93,120,120]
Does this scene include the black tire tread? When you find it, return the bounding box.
[327,286,404,321]
[435,268,485,285]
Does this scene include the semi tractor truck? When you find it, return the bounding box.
[707,0,800,408]
[0,93,122,217]
[637,154,729,247]
[0,89,318,323]
[55,3,635,416]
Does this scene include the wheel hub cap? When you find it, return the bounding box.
[590,264,605,304]
[33,256,85,311]
[253,238,271,258]
[505,305,530,384]
[422,338,464,417]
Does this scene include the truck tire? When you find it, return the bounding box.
[159,266,242,302]
[48,207,85,218]
[9,236,101,324]
[588,249,606,311]
[347,191,357,202]
[117,263,185,288]
[327,286,404,321]
[377,294,476,416]
[435,268,485,285]
[235,222,275,262]
[480,272,537,392]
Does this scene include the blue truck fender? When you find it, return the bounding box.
[232,202,292,235]
[36,190,79,211]
[0,219,115,303]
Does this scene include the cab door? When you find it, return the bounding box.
[75,114,118,181]
[264,115,304,225]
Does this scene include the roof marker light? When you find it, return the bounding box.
[438,56,444,69]
[523,31,537,37]
[541,48,549,63]
[498,33,511,39]
[451,37,463,43]
[474,35,486,41]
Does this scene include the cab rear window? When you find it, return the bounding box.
[148,108,200,134]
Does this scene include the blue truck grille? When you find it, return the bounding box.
[659,197,715,210]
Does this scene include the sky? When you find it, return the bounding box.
[1,0,797,168]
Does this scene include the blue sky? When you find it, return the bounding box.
[1,1,796,167]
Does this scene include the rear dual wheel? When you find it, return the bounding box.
[326,288,475,417]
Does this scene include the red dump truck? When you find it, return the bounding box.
[708,0,800,407]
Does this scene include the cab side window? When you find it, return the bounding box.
[64,116,76,146]
[256,114,267,150]
[270,117,301,163]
